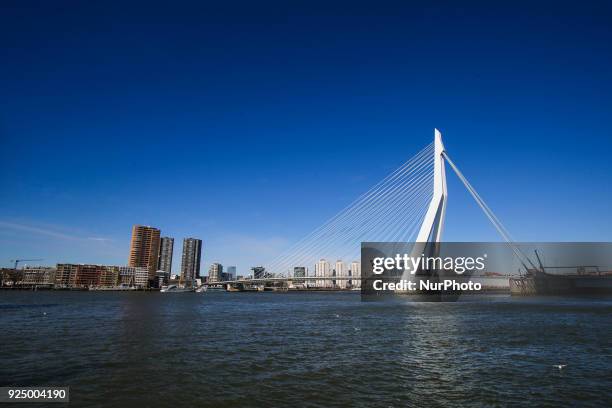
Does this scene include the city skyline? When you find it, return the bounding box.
[1,3,611,407]
[2,2,612,274]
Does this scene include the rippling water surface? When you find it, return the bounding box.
[1,292,611,407]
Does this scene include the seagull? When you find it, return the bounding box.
[553,364,567,370]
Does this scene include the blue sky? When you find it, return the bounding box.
[1,0,611,274]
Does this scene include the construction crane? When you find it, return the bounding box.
[10,259,43,269]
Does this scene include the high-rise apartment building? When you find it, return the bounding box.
[226,266,236,281]
[128,225,161,282]
[315,259,330,288]
[158,237,174,274]
[350,261,360,288]
[181,238,202,286]
[293,266,306,285]
[208,262,222,283]
[335,260,346,289]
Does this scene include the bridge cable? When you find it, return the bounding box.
[442,151,537,271]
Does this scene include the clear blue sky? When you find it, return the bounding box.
[1,0,611,274]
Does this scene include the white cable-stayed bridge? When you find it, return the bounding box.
[203,129,529,288]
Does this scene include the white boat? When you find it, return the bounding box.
[160,284,194,293]
[194,285,226,293]
[89,284,138,291]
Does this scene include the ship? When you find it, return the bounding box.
[89,284,138,291]
[160,284,194,293]
[203,286,226,292]
[510,251,612,295]
[510,269,612,295]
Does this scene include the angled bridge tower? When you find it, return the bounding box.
[401,129,448,280]
[416,128,447,244]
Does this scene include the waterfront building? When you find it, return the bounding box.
[128,225,161,283]
[119,266,133,286]
[20,266,56,286]
[208,263,223,283]
[335,260,346,289]
[99,266,120,287]
[134,267,148,287]
[180,238,202,287]
[55,264,77,287]
[293,266,306,285]
[315,259,330,288]
[226,266,236,281]
[350,261,360,288]
[119,266,150,288]
[156,270,169,287]
[55,264,119,288]
[158,237,174,274]
[251,266,266,279]
[0,268,18,287]
[74,264,100,287]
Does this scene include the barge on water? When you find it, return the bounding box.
[510,267,612,296]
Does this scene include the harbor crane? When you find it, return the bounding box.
[10,259,43,269]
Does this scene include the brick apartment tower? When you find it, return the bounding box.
[128,225,161,283]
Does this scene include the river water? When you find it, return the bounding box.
[1,291,611,407]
